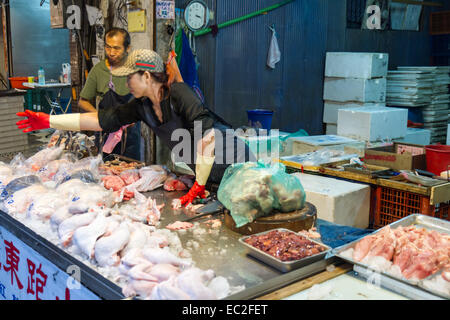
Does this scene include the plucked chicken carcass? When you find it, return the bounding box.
[150,267,228,300]
[72,210,109,258]
[27,191,68,220]
[142,247,191,267]
[127,165,168,192]
[58,211,98,247]
[120,222,151,258]
[94,221,130,267]
[2,184,49,215]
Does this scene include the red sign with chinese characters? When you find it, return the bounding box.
[0,226,100,300]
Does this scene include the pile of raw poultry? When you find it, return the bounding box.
[0,141,234,300]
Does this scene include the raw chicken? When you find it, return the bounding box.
[102,175,125,192]
[2,184,49,215]
[142,248,191,267]
[147,264,180,282]
[127,262,158,282]
[25,145,64,171]
[150,277,191,300]
[120,169,140,185]
[58,212,97,247]
[123,279,158,299]
[121,223,150,258]
[129,165,168,192]
[166,221,194,231]
[352,225,450,280]
[150,268,220,300]
[94,222,130,267]
[27,192,67,220]
[72,211,108,258]
[163,174,187,191]
[50,205,72,227]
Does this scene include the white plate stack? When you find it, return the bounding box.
[323,52,389,135]
[387,66,450,144]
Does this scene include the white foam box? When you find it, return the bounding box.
[326,124,337,135]
[325,52,389,79]
[323,77,387,103]
[292,172,370,228]
[337,106,407,142]
[323,101,385,124]
[290,135,366,157]
[394,128,431,146]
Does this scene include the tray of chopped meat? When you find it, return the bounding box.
[239,228,331,273]
[330,214,450,298]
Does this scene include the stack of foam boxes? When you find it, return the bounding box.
[323,52,408,143]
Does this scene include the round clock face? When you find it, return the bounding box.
[185,1,208,31]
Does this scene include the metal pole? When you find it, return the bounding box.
[194,0,295,37]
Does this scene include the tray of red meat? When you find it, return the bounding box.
[239,228,330,273]
[331,214,450,298]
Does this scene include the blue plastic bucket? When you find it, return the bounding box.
[247,109,274,130]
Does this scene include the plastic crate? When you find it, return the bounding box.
[372,186,450,229]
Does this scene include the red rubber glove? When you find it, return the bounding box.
[16,110,50,133]
[179,181,206,206]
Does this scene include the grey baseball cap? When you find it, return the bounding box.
[111,49,164,76]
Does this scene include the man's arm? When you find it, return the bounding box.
[78,98,97,112]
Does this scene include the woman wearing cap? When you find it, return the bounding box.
[16,49,254,206]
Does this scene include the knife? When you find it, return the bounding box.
[183,200,224,222]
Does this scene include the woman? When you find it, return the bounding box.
[16,49,254,206]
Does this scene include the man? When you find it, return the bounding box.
[79,27,140,160]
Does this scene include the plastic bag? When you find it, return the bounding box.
[218,161,306,228]
[1,175,41,201]
[127,165,169,192]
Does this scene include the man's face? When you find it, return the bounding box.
[105,34,128,66]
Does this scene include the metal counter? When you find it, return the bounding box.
[147,188,335,299]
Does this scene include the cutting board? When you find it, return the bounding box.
[224,202,317,235]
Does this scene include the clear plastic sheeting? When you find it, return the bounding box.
[218,161,306,228]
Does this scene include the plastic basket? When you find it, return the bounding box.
[372,186,450,229]
[9,77,29,89]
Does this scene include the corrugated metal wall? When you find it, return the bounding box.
[176,0,439,135]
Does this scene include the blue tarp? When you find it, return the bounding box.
[316,219,374,248]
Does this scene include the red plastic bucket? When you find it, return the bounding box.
[425,145,450,175]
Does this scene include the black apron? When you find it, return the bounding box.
[138,99,255,184]
[98,85,141,161]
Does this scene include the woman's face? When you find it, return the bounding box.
[127,72,148,98]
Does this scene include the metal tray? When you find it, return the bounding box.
[329,214,450,297]
[419,268,450,300]
[238,228,331,273]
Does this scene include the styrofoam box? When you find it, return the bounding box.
[337,106,407,142]
[325,52,389,79]
[323,77,387,103]
[292,173,370,229]
[326,124,337,135]
[394,128,431,146]
[323,101,385,124]
[290,135,366,157]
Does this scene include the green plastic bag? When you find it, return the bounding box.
[218,161,306,228]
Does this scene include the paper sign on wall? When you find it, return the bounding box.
[156,0,175,19]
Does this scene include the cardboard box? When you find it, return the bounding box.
[364,142,426,171]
